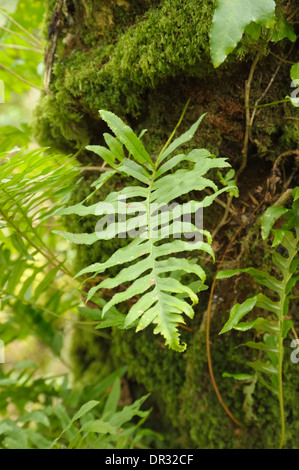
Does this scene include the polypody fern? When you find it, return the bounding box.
[56,110,236,352]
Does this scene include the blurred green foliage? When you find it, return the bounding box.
[0,362,155,449]
[0,0,44,148]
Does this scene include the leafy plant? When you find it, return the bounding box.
[0,2,45,150]
[55,110,237,352]
[289,62,299,107]
[0,363,154,449]
[0,147,80,355]
[217,187,299,448]
[209,0,276,68]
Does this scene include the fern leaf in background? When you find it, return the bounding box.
[0,363,154,449]
[56,110,237,352]
[217,188,299,448]
[0,148,79,355]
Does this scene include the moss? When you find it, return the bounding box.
[32,93,91,152]
[180,325,246,449]
[281,116,299,149]
[112,326,187,427]
[69,329,118,385]
[33,0,216,148]
[35,0,298,162]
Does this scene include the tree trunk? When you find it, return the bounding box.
[33,0,299,448]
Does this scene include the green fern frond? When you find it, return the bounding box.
[56,110,236,352]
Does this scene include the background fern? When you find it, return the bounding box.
[217,187,299,448]
[0,363,153,449]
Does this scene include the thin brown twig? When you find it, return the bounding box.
[204,188,236,214]
[211,194,233,239]
[268,51,296,65]
[273,189,293,207]
[206,224,244,427]
[291,326,298,341]
[250,62,282,126]
[273,150,299,173]
[178,323,193,332]
[212,47,294,240]
[211,52,262,239]
[287,6,299,21]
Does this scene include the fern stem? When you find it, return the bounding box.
[278,322,285,449]
[156,99,190,166]
[5,289,111,339]
[206,225,243,427]
[277,237,298,448]
[237,50,262,179]
[278,278,287,449]
[0,187,72,277]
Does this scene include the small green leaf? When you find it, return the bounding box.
[158,114,206,163]
[222,372,254,381]
[72,400,99,422]
[10,232,33,260]
[261,206,287,240]
[245,22,261,40]
[220,296,258,334]
[103,378,121,419]
[86,145,115,167]
[290,62,299,81]
[292,186,299,202]
[99,110,153,167]
[247,360,278,375]
[80,420,117,435]
[272,16,296,42]
[210,0,276,67]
